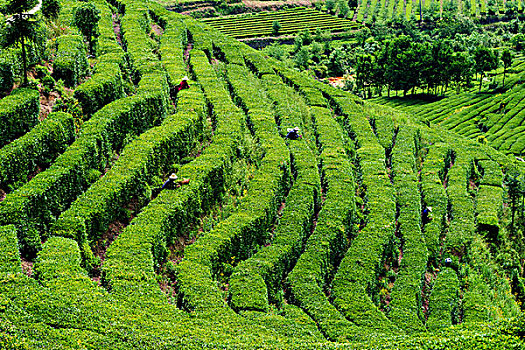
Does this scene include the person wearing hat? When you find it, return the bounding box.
[285,127,302,140]
[162,173,190,190]
[422,206,433,224]
[176,76,190,92]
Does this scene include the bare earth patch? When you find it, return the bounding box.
[21,259,34,277]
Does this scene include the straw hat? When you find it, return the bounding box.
[182,76,189,81]
[169,173,178,180]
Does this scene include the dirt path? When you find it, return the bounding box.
[151,22,164,36]
[112,14,124,47]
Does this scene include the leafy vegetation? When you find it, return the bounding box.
[0,0,524,349]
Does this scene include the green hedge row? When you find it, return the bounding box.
[0,73,169,259]
[74,62,125,116]
[476,185,503,228]
[117,0,162,82]
[330,97,397,335]
[273,65,399,336]
[388,126,428,334]
[478,159,504,186]
[276,68,327,107]
[445,151,476,253]
[0,225,21,276]
[52,74,203,267]
[159,14,187,93]
[178,61,291,313]
[242,47,275,77]
[53,35,89,87]
[226,65,319,312]
[93,0,125,56]
[462,236,521,323]
[0,112,75,191]
[212,36,245,66]
[34,236,96,292]
[419,141,449,257]
[287,105,358,342]
[102,48,243,312]
[185,20,213,54]
[0,88,39,145]
[475,160,504,228]
[368,104,396,149]
[426,268,460,331]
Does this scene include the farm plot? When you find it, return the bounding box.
[201,7,359,39]
[0,1,523,349]
[372,81,525,156]
[355,0,524,23]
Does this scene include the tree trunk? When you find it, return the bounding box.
[21,34,28,86]
[503,69,506,88]
[479,74,483,92]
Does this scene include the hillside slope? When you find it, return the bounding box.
[0,1,524,348]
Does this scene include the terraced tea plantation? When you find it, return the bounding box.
[201,7,359,39]
[355,0,524,23]
[0,0,524,348]
[372,61,525,156]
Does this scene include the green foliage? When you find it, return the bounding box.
[473,46,499,91]
[294,47,311,70]
[272,20,281,35]
[0,87,39,145]
[0,225,22,275]
[426,268,460,330]
[0,54,14,91]
[41,0,61,19]
[52,35,88,87]
[0,111,75,191]
[0,73,169,257]
[73,61,124,116]
[0,7,46,85]
[1,0,38,14]
[72,2,101,55]
[266,42,286,61]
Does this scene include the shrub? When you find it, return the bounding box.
[42,0,61,19]
[52,35,89,87]
[0,87,39,145]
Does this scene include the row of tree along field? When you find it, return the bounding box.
[354,35,511,97]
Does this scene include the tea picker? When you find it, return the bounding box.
[422,206,433,224]
[285,127,302,140]
[176,76,190,92]
[162,173,189,190]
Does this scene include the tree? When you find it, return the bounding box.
[42,0,61,19]
[355,27,372,46]
[298,29,312,45]
[338,0,350,17]
[293,35,303,54]
[450,51,473,93]
[504,173,523,234]
[272,20,281,36]
[72,2,101,55]
[501,49,513,88]
[294,47,311,70]
[473,46,498,92]
[266,43,285,61]
[355,54,375,98]
[2,0,38,14]
[0,0,42,85]
[326,0,337,13]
